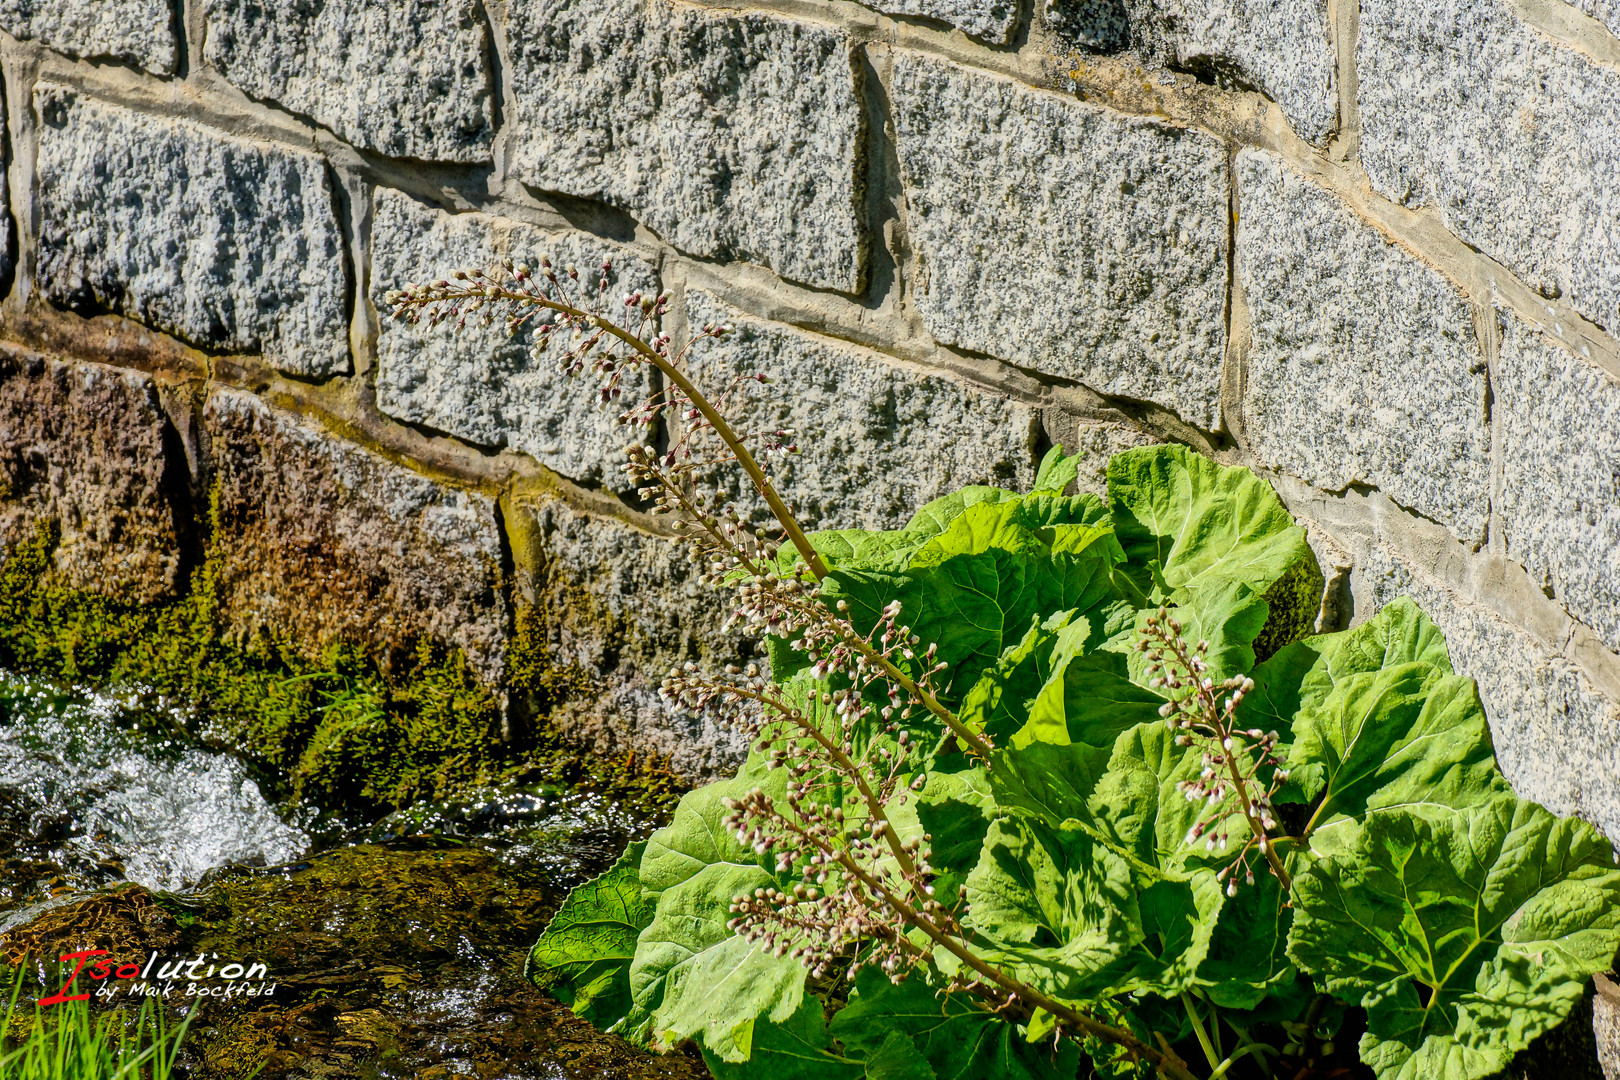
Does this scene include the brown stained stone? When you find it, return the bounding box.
[506,493,749,781]
[0,344,185,604]
[203,388,507,685]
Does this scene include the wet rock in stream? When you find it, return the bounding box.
[1,840,706,1080]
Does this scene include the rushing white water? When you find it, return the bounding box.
[0,676,308,896]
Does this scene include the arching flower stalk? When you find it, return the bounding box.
[1138,610,1293,893]
[387,259,1199,1080]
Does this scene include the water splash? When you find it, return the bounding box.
[0,675,308,899]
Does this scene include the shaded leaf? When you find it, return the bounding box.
[831,969,1081,1080]
[965,815,1222,1003]
[700,994,865,1080]
[1032,445,1082,494]
[916,764,995,908]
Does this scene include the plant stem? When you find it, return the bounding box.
[832,851,1200,1080]
[471,288,832,579]
[1181,991,1221,1072]
[741,686,920,881]
[588,305,829,579]
[1216,742,1292,891]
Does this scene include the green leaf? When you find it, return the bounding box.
[1288,798,1620,1080]
[916,764,995,908]
[1287,661,1510,856]
[1243,596,1454,736]
[831,969,1081,1080]
[1084,721,1289,1004]
[1032,445,1082,494]
[700,995,866,1080]
[639,758,779,899]
[828,509,1127,705]
[958,610,1159,753]
[526,840,653,1028]
[965,815,1222,1003]
[778,486,1021,577]
[1124,577,1271,687]
[1107,444,1317,648]
[628,861,807,1060]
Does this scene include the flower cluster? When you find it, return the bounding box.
[1137,610,1293,894]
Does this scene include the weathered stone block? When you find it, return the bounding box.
[1045,0,1131,50]
[685,292,1037,530]
[1596,975,1620,1080]
[1359,0,1620,334]
[1353,542,1620,840]
[0,346,183,605]
[507,0,866,293]
[369,189,656,490]
[35,86,348,377]
[0,0,176,74]
[891,51,1229,431]
[1236,149,1490,542]
[1124,0,1336,144]
[1497,318,1620,661]
[202,0,493,162]
[204,388,506,685]
[869,0,1017,42]
[507,494,748,780]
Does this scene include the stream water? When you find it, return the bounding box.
[0,673,706,1080]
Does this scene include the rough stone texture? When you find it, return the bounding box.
[1237,149,1490,542]
[1596,975,1620,1080]
[508,495,749,780]
[1124,0,1336,144]
[1574,0,1620,42]
[0,346,183,605]
[204,388,507,685]
[868,0,1017,42]
[34,85,349,377]
[202,0,494,162]
[507,0,866,293]
[0,0,176,74]
[1352,542,1620,841]
[369,189,656,491]
[1045,0,1131,50]
[1497,318,1620,660]
[1,79,11,295]
[1359,0,1620,335]
[685,292,1037,530]
[891,51,1229,431]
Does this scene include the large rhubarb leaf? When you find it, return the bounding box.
[1289,799,1620,1080]
[1107,444,1319,652]
[1286,661,1510,856]
[526,840,654,1028]
[627,860,807,1060]
[964,814,1222,1004]
[1242,597,1454,736]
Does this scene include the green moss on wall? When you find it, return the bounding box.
[0,515,685,819]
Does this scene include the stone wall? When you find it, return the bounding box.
[0,0,1617,843]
